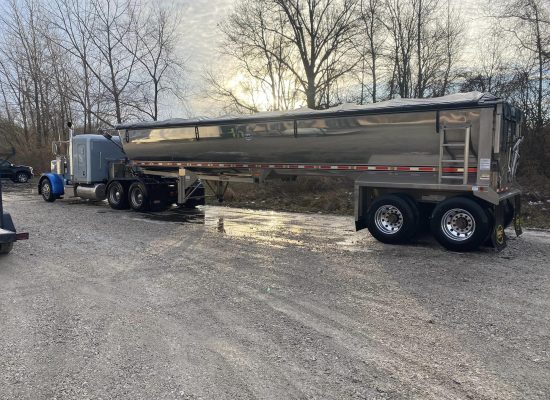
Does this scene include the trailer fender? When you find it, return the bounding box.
[38,173,65,197]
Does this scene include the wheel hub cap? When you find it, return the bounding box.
[441,208,476,241]
[374,205,403,234]
[135,192,143,206]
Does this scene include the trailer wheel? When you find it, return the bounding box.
[430,196,490,252]
[0,242,13,254]
[107,181,129,210]
[40,178,56,202]
[366,194,418,244]
[396,193,420,223]
[129,182,150,212]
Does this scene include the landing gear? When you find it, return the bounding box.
[204,181,228,203]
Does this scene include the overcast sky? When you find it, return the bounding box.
[166,0,485,118]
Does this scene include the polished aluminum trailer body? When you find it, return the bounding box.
[117,92,522,202]
[113,92,525,251]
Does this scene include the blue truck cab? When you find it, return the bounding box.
[38,131,126,202]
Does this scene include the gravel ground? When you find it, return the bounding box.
[1,181,549,399]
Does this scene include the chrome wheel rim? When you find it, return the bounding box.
[110,186,122,204]
[42,182,51,198]
[131,188,143,208]
[374,205,403,234]
[441,208,476,241]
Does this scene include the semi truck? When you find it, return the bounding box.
[38,92,524,252]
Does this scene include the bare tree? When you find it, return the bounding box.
[491,0,550,129]
[356,0,385,103]
[217,0,302,112]
[383,0,464,99]
[204,69,264,114]
[218,0,360,110]
[460,33,510,95]
[47,0,97,132]
[129,6,186,120]
[0,0,48,145]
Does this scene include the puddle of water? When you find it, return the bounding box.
[137,205,372,251]
[3,181,373,251]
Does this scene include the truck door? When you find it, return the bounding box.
[74,143,87,180]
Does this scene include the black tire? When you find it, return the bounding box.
[397,193,420,224]
[366,194,418,244]
[430,196,491,252]
[107,181,129,210]
[14,172,30,183]
[128,182,150,212]
[0,243,13,254]
[41,179,56,202]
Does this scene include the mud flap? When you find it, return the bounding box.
[491,203,507,251]
[513,195,523,237]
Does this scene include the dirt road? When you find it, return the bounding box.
[1,182,549,399]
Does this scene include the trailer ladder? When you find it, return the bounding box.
[438,124,471,185]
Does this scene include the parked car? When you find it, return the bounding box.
[0,159,33,183]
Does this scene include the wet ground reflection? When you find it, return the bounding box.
[1,180,377,251]
[138,205,373,251]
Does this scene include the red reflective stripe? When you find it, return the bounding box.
[133,161,478,173]
[441,167,477,173]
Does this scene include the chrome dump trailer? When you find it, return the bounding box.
[39,92,523,251]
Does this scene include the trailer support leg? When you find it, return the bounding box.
[204,181,229,203]
[177,169,200,205]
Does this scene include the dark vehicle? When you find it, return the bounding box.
[0,159,33,183]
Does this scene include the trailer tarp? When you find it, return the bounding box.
[117,91,501,130]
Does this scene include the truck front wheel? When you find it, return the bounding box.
[41,178,56,202]
[107,181,129,210]
[366,194,418,244]
[430,197,490,252]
